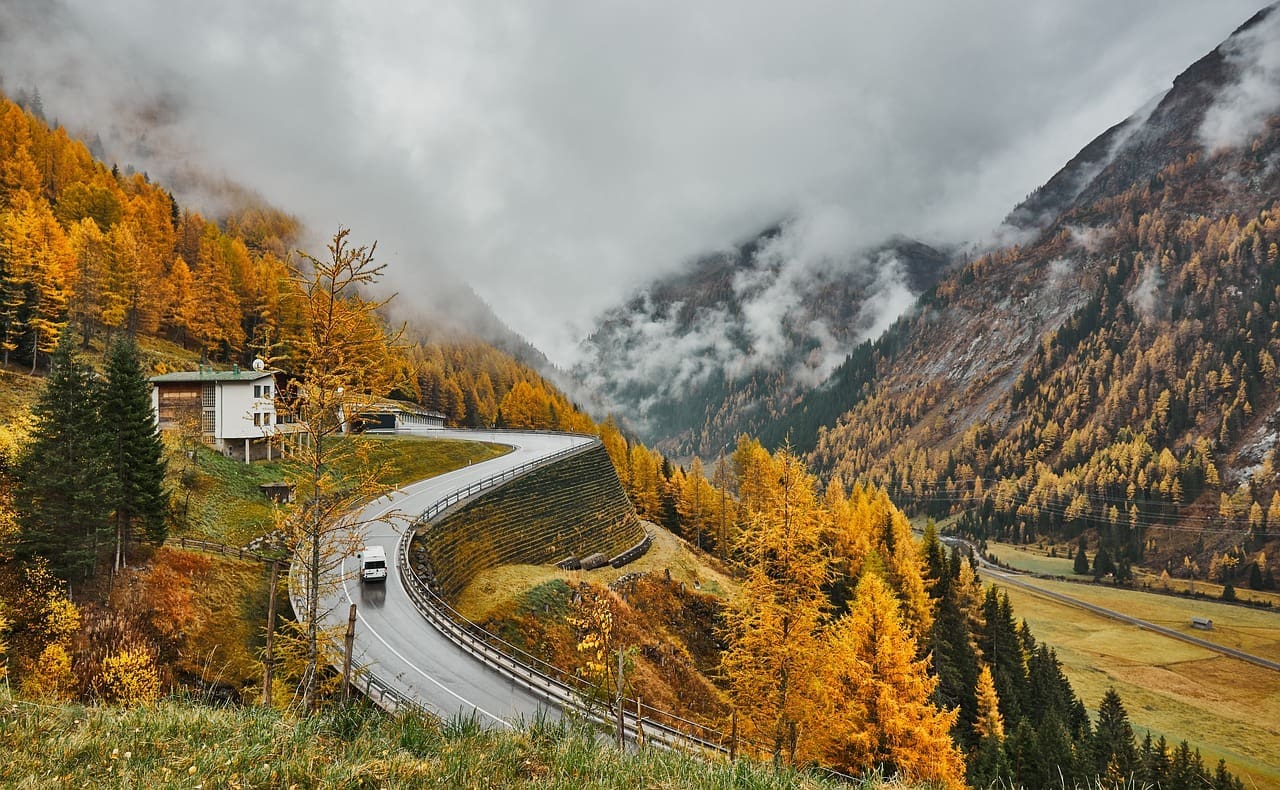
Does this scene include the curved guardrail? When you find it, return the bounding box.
[189,431,849,776]
[161,535,419,715]
[394,437,732,753]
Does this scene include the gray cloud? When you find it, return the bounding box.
[1200,7,1280,151]
[0,0,1266,364]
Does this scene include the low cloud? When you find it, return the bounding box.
[1129,262,1164,321]
[573,209,922,423]
[0,1,1265,364]
[1200,7,1280,152]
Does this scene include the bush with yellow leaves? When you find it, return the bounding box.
[22,642,75,702]
[99,646,161,706]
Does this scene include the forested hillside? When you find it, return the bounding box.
[791,6,1280,586]
[0,90,598,436]
[572,227,949,459]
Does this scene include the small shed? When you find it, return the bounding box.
[259,482,296,504]
[1191,616,1213,630]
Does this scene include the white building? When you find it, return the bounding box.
[150,364,289,463]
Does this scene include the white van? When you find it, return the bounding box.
[356,545,387,582]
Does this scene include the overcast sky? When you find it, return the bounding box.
[0,1,1268,364]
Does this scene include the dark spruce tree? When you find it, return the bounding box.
[14,333,112,581]
[1088,688,1138,778]
[1073,540,1090,574]
[102,334,169,570]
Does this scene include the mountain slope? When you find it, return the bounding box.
[572,226,949,458]
[802,4,1280,581]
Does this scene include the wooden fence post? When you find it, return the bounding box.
[729,711,737,762]
[342,603,357,700]
[263,562,279,706]
[636,696,643,750]
[616,647,625,750]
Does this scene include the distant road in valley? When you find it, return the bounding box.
[942,537,1280,674]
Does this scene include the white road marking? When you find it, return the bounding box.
[341,558,511,728]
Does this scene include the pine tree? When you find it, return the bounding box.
[1073,541,1090,574]
[101,334,168,571]
[1138,732,1171,787]
[14,332,111,580]
[1089,687,1138,778]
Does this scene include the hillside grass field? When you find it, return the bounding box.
[1010,575,1280,663]
[172,434,510,546]
[993,581,1280,789]
[0,692,874,789]
[985,538,1280,607]
[454,523,738,622]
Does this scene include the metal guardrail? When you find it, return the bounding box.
[165,534,420,715]
[395,437,735,754]
[180,432,841,773]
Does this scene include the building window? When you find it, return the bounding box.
[254,385,261,398]
[263,384,272,398]
[253,413,262,427]
[202,382,216,408]
[201,409,216,434]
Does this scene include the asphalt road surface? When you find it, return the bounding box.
[314,429,595,726]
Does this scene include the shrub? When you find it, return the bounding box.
[99,646,161,705]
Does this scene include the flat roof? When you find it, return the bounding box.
[150,369,278,383]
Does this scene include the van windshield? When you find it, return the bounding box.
[364,560,386,570]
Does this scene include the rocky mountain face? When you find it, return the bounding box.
[799,4,1280,577]
[571,228,949,459]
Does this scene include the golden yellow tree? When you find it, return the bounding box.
[720,449,828,765]
[974,664,1004,741]
[277,227,405,712]
[677,457,717,551]
[820,572,965,788]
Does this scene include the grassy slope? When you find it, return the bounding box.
[456,523,738,621]
[993,581,1280,789]
[173,435,510,546]
[986,538,1280,607]
[0,694,873,789]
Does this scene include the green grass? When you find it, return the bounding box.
[984,539,1084,578]
[0,694,889,789]
[992,580,1280,789]
[1015,575,1280,662]
[171,435,509,545]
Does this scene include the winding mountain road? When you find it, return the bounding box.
[312,429,594,725]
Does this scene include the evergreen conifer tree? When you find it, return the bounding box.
[14,332,111,580]
[1138,732,1171,787]
[1073,541,1090,574]
[1089,688,1138,778]
[101,334,168,570]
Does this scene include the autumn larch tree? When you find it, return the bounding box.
[720,448,828,766]
[820,571,965,789]
[276,227,404,712]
